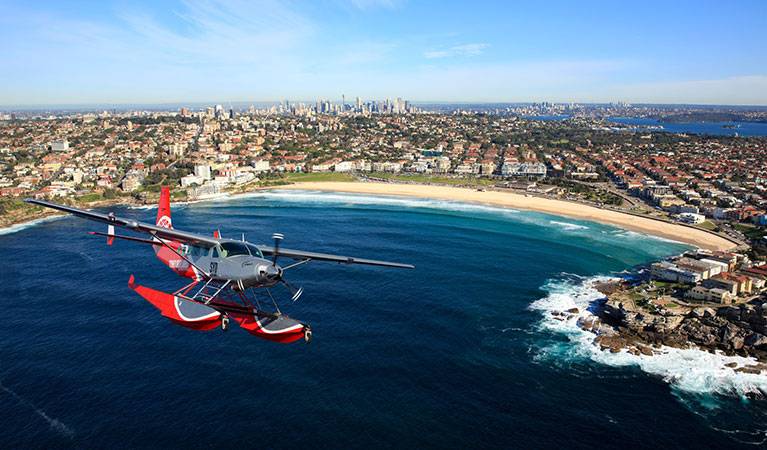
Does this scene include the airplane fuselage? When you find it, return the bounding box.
[154,239,283,289]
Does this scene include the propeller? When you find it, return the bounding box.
[281,279,304,301]
[269,233,303,301]
[272,233,283,265]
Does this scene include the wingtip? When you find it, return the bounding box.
[128,275,135,287]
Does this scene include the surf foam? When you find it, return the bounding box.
[549,220,589,231]
[0,215,67,236]
[229,189,523,217]
[529,276,767,398]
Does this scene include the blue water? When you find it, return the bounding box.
[606,117,767,137]
[525,115,767,137]
[2,190,766,448]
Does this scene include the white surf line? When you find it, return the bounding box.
[529,276,767,398]
[0,215,67,236]
[0,380,75,437]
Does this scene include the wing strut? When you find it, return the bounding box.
[150,232,211,279]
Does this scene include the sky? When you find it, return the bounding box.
[1,0,767,106]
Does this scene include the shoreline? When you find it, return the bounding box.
[278,181,737,251]
[1,181,738,251]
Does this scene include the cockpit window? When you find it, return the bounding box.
[219,242,251,257]
[246,244,264,258]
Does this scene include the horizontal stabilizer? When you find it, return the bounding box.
[90,232,160,246]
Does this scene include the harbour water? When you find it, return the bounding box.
[524,115,767,137]
[606,117,767,137]
[1,190,765,448]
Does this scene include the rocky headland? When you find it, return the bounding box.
[555,280,767,375]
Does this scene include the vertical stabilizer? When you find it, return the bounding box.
[156,187,172,229]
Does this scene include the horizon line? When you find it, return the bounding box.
[3,100,767,111]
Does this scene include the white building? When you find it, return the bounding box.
[252,160,270,173]
[194,163,211,180]
[181,174,204,187]
[678,212,705,224]
[51,141,69,152]
[335,161,354,172]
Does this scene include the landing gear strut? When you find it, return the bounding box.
[221,314,230,332]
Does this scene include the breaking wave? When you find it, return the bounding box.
[0,215,66,236]
[224,189,523,217]
[609,228,685,246]
[529,276,767,398]
[549,220,589,231]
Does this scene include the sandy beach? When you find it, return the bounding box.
[280,181,738,251]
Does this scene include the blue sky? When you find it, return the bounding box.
[2,0,766,106]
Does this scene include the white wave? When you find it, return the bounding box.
[0,215,67,236]
[549,220,589,231]
[530,276,767,398]
[610,229,685,246]
[227,189,523,217]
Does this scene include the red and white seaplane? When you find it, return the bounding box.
[25,188,413,343]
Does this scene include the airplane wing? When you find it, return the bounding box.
[255,245,415,269]
[23,199,219,247]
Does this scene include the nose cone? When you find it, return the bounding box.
[257,264,281,280]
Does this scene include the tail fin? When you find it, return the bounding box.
[156,187,172,229]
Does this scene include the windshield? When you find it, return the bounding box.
[246,244,264,258]
[219,242,251,257]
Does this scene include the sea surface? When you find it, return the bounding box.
[524,115,767,137]
[1,190,766,448]
[606,117,767,137]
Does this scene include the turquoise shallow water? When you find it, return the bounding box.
[1,190,766,448]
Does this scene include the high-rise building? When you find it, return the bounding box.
[356,96,361,110]
[194,163,211,180]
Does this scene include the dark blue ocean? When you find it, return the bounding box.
[1,190,766,448]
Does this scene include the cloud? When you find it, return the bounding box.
[424,43,489,59]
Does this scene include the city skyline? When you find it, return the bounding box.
[2,0,767,106]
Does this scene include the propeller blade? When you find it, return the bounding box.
[272,233,284,265]
[280,279,303,301]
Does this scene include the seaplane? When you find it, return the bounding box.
[25,188,413,343]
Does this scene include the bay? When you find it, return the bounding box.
[0,190,765,448]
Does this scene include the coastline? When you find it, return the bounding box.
[2,181,738,251]
[278,181,737,251]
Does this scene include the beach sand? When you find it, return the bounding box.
[280,181,737,251]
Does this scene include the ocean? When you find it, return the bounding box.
[1,190,766,448]
[524,115,767,137]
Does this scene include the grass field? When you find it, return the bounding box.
[271,172,357,183]
[733,223,767,240]
[697,221,719,231]
[370,173,495,186]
